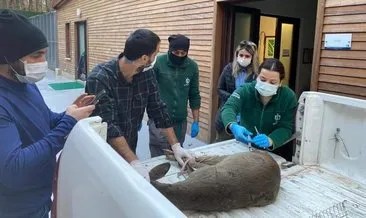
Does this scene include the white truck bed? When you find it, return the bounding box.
[57,92,366,218]
[142,140,366,218]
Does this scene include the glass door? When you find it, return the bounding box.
[222,6,260,64]
[279,23,294,86]
[76,21,87,80]
[78,23,86,60]
[275,17,300,89]
[233,7,260,49]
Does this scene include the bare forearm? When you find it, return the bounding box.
[162,127,179,146]
[108,136,137,163]
[192,108,200,122]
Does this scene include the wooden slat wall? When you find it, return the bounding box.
[57,0,215,142]
[315,0,366,99]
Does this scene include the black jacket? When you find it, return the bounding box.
[215,63,257,131]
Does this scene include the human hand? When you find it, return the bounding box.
[171,143,194,166]
[72,93,96,107]
[190,121,199,138]
[252,134,271,149]
[230,123,253,144]
[130,160,150,182]
[65,104,95,121]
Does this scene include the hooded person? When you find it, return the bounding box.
[148,34,201,157]
[0,9,95,218]
[167,34,190,65]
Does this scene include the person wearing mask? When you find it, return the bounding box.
[221,58,298,161]
[86,29,194,181]
[149,34,201,157]
[0,10,95,218]
[215,40,259,142]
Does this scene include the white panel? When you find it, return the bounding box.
[293,93,305,164]
[318,102,366,184]
[300,93,325,165]
[299,92,366,184]
[57,117,186,218]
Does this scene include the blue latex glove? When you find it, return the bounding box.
[138,122,142,131]
[230,123,253,144]
[252,134,271,149]
[191,121,199,138]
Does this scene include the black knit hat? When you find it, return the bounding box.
[0,9,48,64]
[168,34,190,52]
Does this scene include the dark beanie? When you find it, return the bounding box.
[168,34,190,52]
[0,9,48,64]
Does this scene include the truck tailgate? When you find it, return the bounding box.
[142,140,366,218]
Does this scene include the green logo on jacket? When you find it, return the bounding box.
[184,77,190,87]
[273,113,281,125]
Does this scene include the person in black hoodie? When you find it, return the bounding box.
[215,40,259,142]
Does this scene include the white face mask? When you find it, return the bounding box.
[142,56,157,72]
[14,61,48,83]
[255,78,279,97]
[237,57,251,67]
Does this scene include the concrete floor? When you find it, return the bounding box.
[37,71,206,160]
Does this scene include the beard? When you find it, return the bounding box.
[137,56,154,73]
[136,66,144,72]
[145,56,154,68]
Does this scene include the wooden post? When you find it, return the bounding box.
[310,0,326,91]
[209,1,225,143]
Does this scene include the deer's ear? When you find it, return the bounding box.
[149,162,171,181]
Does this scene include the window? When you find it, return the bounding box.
[65,23,71,58]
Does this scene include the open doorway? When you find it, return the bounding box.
[217,0,317,96]
[224,7,300,90]
[210,0,317,142]
[258,15,300,89]
[75,21,87,81]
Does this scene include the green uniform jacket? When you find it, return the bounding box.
[153,53,201,123]
[221,81,298,149]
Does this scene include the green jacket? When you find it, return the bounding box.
[221,81,298,149]
[153,53,201,123]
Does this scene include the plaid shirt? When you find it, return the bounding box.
[85,53,172,149]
